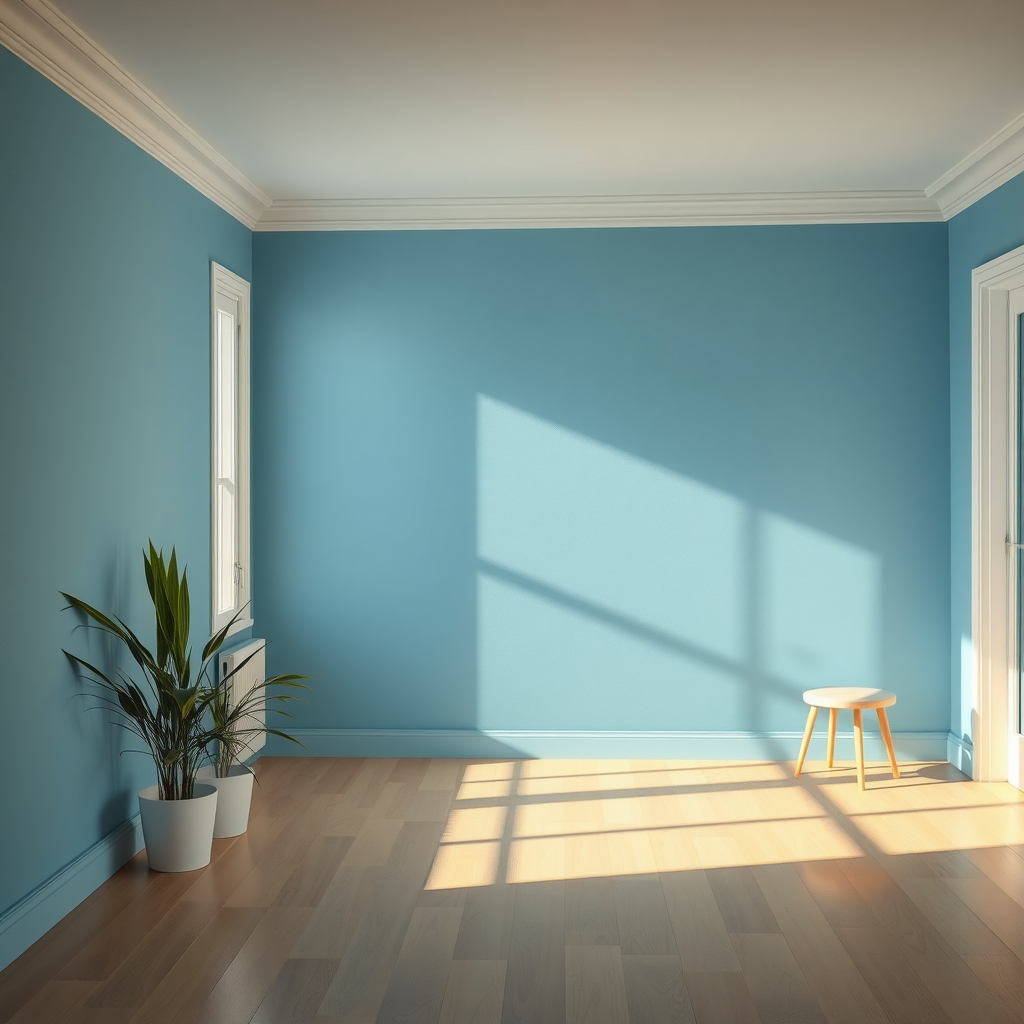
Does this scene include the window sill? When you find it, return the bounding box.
[223,615,254,638]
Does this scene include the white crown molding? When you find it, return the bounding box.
[2,0,1022,231]
[0,0,271,228]
[256,190,943,231]
[928,113,1024,221]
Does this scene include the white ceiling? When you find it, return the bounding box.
[42,0,1024,207]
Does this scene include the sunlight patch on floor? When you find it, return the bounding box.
[442,805,508,842]
[425,839,502,888]
[424,759,1005,889]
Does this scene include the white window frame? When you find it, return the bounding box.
[971,242,1024,782]
[211,262,252,636]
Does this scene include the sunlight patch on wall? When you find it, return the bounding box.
[476,394,884,733]
[758,514,881,690]
[478,395,745,660]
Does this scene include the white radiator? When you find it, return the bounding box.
[218,639,266,759]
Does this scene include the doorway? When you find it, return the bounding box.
[972,243,1024,786]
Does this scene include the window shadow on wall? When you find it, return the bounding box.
[476,395,882,744]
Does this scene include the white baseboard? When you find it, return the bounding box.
[264,728,952,762]
[0,813,143,973]
[947,732,975,776]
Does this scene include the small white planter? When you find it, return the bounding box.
[196,765,255,838]
[138,783,218,872]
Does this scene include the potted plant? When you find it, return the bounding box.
[61,543,259,870]
[196,648,309,837]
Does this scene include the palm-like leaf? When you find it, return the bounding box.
[64,542,311,799]
[209,660,311,777]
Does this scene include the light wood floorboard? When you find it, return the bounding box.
[7,758,1024,1023]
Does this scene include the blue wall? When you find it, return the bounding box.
[0,34,967,970]
[252,225,950,748]
[948,170,1024,757]
[0,46,250,948]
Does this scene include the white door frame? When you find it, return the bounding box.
[971,242,1024,782]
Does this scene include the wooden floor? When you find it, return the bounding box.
[7,757,1024,1024]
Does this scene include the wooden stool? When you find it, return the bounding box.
[793,687,899,791]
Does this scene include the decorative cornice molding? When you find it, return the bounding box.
[0,0,271,228]
[2,0,1023,231]
[256,190,944,231]
[928,113,1024,220]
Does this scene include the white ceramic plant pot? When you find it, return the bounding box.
[138,783,218,872]
[196,765,255,838]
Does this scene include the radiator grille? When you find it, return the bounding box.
[218,639,266,759]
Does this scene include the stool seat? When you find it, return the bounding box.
[803,687,896,710]
[795,687,900,790]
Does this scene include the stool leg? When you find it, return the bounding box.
[853,708,865,790]
[826,708,838,768]
[794,705,818,777]
[877,707,900,779]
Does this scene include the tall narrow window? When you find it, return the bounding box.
[211,262,251,634]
